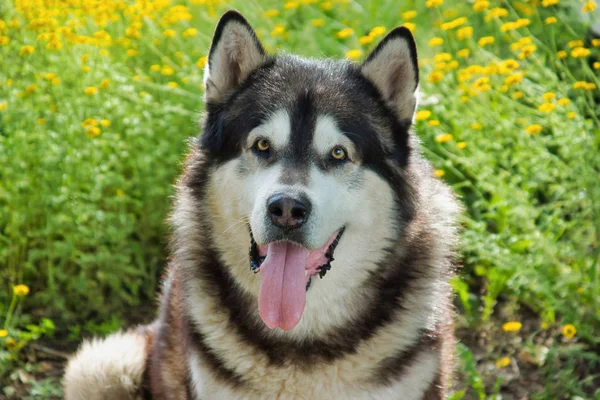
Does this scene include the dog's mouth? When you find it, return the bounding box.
[248,228,344,330]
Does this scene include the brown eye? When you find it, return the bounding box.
[331,146,346,161]
[255,139,270,152]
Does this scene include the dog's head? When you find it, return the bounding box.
[198,11,419,331]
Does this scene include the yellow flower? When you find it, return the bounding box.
[369,26,386,38]
[428,120,440,127]
[321,1,333,10]
[168,81,179,88]
[557,50,567,59]
[139,91,149,98]
[271,24,286,37]
[542,0,559,6]
[525,124,542,135]
[582,1,596,12]
[470,122,482,130]
[359,36,373,45]
[557,98,570,105]
[473,0,489,11]
[538,103,555,113]
[441,17,467,31]
[19,45,35,56]
[502,321,522,332]
[573,81,587,89]
[594,62,600,69]
[592,39,600,47]
[429,37,444,47]
[571,47,590,58]
[585,83,596,90]
[425,0,444,8]
[151,64,161,72]
[13,284,30,296]
[0,330,7,338]
[163,29,176,38]
[428,71,444,83]
[478,36,494,47]
[435,133,453,143]
[568,112,576,119]
[183,28,197,38]
[264,9,279,18]
[402,10,417,20]
[495,357,511,368]
[457,48,470,58]
[512,91,523,100]
[99,79,110,89]
[82,118,98,128]
[434,53,452,63]
[5,338,17,350]
[518,45,536,59]
[416,110,432,121]
[85,126,101,137]
[345,49,362,60]
[84,86,98,96]
[473,77,491,92]
[284,1,299,10]
[161,65,175,76]
[433,169,445,177]
[37,118,46,125]
[311,19,325,28]
[485,7,508,21]
[82,65,91,73]
[457,141,466,149]
[562,324,576,339]
[337,28,354,39]
[568,40,584,48]
[196,57,207,69]
[456,26,473,40]
[545,16,557,24]
[0,101,7,111]
[504,73,522,86]
[403,23,416,33]
[542,92,556,101]
[25,84,38,94]
[100,119,111,127]
[0,36,10,46]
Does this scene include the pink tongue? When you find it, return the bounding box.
[258,242,309,330]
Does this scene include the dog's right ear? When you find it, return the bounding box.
[204,11,268,104]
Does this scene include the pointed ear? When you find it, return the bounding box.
[204,11,268,104]
[360,27,419,121]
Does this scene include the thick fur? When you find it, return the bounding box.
[65,11,460,400]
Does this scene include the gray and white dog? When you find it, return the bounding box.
[65,10,460,400]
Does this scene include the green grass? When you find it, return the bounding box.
[1,0,599,398]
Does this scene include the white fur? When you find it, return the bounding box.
[246,108,291,150]
[64,331,147,400]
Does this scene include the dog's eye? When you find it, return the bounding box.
[330,146,347,161]
[254,139,271,152]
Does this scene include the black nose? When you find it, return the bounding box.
[267,194,311,230]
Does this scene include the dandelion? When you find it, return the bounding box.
[337,28,354,39]
[37,118,46,125]
[0,36,9,46]
[478,36,494,47]
[99,79,110,89]
[25,84,38,94]
[456,27,473,40]
[568,112,576,118]
[429,120,440,126]
[82,65,91,73]
[473,0,489,11]
[151,64,161,72]
[485,8,508,21]
[85,126,101,137]
[562,324,576,339]
[403,23,416,33]
[13,284,30,296]
[85,86,98,96]
[0,330,7,338]
[0,101,7,111]
[415,110,432,121]
[585,83,596,90]
[542,0,559,6]
[495,357,511,368]
[19,45,35,56]
[441,17,467,31]
[557,98,570,106]
[5,338,17,350]
[271,24,286,37]
[582,1,596,12]
[470,122,482,130]
[264,9,279,18]
[359,36,373,45]
[593,39,600,47]
[504,73,522,86]
[502,321,522,332]
[139,91,149,98]
[512,91,524,99]
[434,53,452,63]
[436,133,453,143]
[161,65,175,75]
[428,71,444,83]
[196,57,207,69]
[100,119,111,127]
[402,10,417,20]
[284,1,299,10]
[311,19,325,28]
[518,45,536,59]
[433,169,445,177]
[557,50,567,59]
[429,37,444,47]
[545,16,557,24]
[345,49,362,60]
[321,1,333,10]
[457,141,466,149]
[425,0,444,8]
[571,47,590,58]
[542,92,556,101]
[473,77,491,92]
[526,124,543,135]
[369,26,386,38]
[183,28,197,38]
[168,81,179,88]
[538,103,555,113]
[163,29,176,38]
[82,118,98,128]
[457,48,470,58]
[568,40,584,48]
[594,62,600,69]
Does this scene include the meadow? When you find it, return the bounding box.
[1,0,599,398]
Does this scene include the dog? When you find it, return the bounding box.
[64,10,460,400]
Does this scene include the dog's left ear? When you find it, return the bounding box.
[204,10,268,104]
[361,27,419,121]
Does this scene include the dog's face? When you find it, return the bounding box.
[199,11,419,331]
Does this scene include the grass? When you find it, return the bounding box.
[1,0,599,398]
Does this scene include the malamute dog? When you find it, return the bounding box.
[65,10,460,400]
